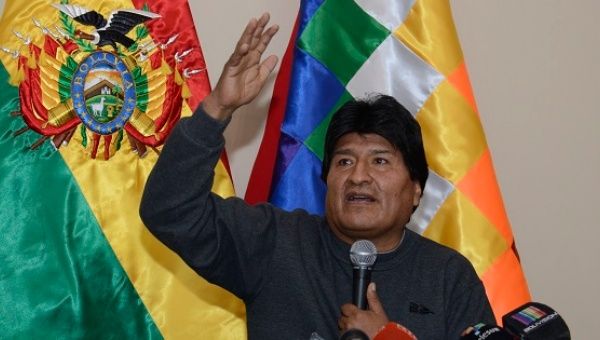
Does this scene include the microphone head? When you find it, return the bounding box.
[502,302,570,339]
[350,240,377,268]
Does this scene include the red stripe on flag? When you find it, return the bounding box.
[130,0,210,111]
[245,15,300,204]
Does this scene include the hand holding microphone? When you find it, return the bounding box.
[339,240,385,338]
[339,240,391,338]
[340,240,418,340]
[339,282,389,338]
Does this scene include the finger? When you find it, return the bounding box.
[461,327,475,336]
[227,43,250,67]
[256,24,279,54]
[227,16,258,67]
[340,303,358,317]
[257,54,278,82]
[250,12,270,50]
[366,283,385,315]
[236,17,258,51]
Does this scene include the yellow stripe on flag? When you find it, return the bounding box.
[394,0,463,76]
[417,81,487,183]
[423,189,508,276]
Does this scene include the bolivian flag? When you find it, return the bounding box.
[0,0,245,338]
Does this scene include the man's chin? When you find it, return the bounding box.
[337,224,378,240]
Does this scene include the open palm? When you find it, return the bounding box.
[203,13,279,120]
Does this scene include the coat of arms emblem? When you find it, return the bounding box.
[2,2,204,159]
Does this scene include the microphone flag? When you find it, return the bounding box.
[502,302,570,339]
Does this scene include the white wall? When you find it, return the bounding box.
[1,1,597,337]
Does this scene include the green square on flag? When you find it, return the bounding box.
[304,91,353,160]
[298,0,390,85]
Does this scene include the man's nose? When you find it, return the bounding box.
[348,161,372,184]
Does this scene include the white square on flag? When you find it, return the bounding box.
[408,169,455,234]
[354,0,416,31]
[345,35,444,115]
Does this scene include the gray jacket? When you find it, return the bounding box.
[140,108,495,339]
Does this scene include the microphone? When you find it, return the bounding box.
[460,323,512,339]
[372,323,417,340]
[340,323,417,340]
[339,329,369,340]
[350,240,377,310]
[502,302,570,339]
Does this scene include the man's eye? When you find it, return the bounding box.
[374,158,388,165]
[337,159,352,166]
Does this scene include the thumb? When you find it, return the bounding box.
[367,282,385,314]
[258,55,279,82]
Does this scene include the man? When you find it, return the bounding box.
[140,13,494,339]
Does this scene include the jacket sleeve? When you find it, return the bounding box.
[139,105,279,302]
[444,254,496,338]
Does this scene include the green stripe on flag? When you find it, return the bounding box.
[298,0,389,84]
[0,66,161,339]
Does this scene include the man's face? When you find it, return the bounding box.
[325,133,422,251]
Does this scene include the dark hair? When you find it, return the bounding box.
[321,94,428,192]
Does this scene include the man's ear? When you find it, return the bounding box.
[412,182,422,207]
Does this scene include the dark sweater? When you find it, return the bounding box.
[140,108,495,339]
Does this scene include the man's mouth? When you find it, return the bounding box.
[345,193,376,203]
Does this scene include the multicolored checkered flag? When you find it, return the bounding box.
[247,0,530,321]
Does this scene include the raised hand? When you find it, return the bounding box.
[203,13,279,121]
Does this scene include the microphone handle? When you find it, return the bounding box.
[353,267,372,310]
